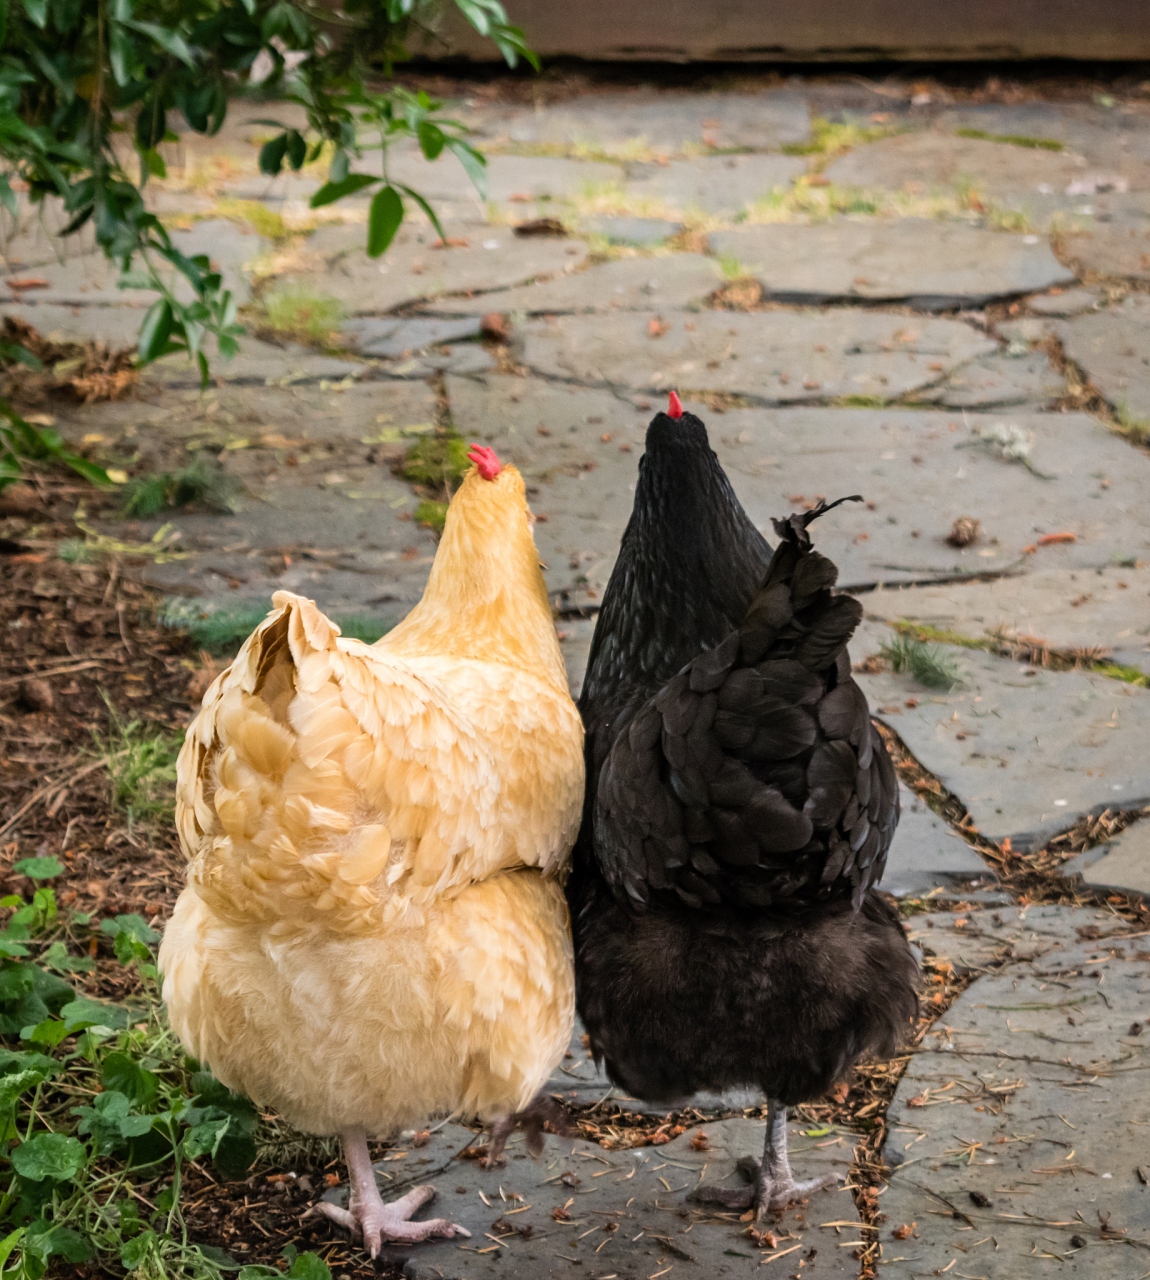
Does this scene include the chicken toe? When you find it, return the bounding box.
[314,1127,471,1258]
[483,1092,573,1168]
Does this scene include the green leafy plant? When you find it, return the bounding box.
[0,858,328,1280]
[260,283,346,343]
[121,455,242,519]
[95,697,181,828]
[0,0,536,389]
[414,498,447,532]
[402,432,469,490]
[0,402,111,493]
[879,635,961,690]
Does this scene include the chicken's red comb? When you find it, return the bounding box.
[467,443,502,480]
[667,390,683,419]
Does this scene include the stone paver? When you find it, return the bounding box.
[708,220,1074,309]
[324,1116,854,1280]
[482,90,811,154]
[58,380,441,624]
[1073,817,1150,896]
[624,153,807,215]
[921,350,1066,408]
[0,301,149,348]
[883,905,1150,1280]
[147,338,362,387]
[1028,288,1100,317]
[878,783,999,899]
[287,222,589,313]
[584,215,682,245]
[823,132,1094,200]
[1054,295,1150,419]
[341,316,481,357]
[385,150,624,206]
[423,253,721,316]
[855,638,1150,850]
[517,311,996,403]
[863,566,1150,673]
[1062,218,1150,281]
[456,388,1150,595]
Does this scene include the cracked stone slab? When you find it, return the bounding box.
[1074,817,1150,897]
[286,222,589,314]
[882,905,1150,1280]
[341,316,481,357]
[822,133,1097,202]
[877,784,999,899]
[0,220,267,306]
[452,389,1150,595]
[707,220,1074,310]
[855,644,1150,850]
[54,380,440,623]
[862,566,1150,674]
[904,903,1113,973]
[0,302,150,348]
[916,350,1066,408]
[1062,220,1150,281]
[1028,289,1101,317]
[1055,295,1150,421]
[935,103,1150,169]
[422,254,722,317]
[322,1116,855,1279]
[624,153,807,216]
[145,339,363,387]
[517,311,996,403]
[584,215,682,246]
[384,150,624,205]
[482,90,811,154]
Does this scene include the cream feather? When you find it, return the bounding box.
[160,463,584,1135]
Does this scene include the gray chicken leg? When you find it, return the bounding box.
[690,1099,842,1218]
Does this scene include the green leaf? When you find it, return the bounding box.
[259,133,288,176]
[288,1253,332,1280]
[59,997,133,1032]
[0,1230,25,1273]
[13,857,63,881]
[0,0,8,47]
[329,150,350,184]
[286,129,306,170]
[0,1068,46,1111]
[100,914,160,946]
[0,175,14,220]
[394,184,445,246]
[142,148,167,179]
[446,138,487,199]
[137,299,174,364]
[309,172,379,208]
[367,184,403,257]
[102,1051,158,1107]
[417,121,445,160]
[120,18,196,67]
[22,0,46,28]
[121,1230,156,1270]
[22,1019,70,1047]
[11,1132,87,1182]
[135,98,167,152]
[24,1222,92,1264]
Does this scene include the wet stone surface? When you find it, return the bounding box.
[856,640,1150,850]
[516,311,996,403]
[708,220,1074,309]
[883,906,1150,1280]
[323,1117,856,1280]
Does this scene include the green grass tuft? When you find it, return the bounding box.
[260,283,346,342]
[415,499,448,533]
[955,127,1064,151]
[214,196,289,240]
[402,433,470,491]
[95,697,181,827]
[782,116,903,159]
[834,394,887,409]
[879,635,962,689]
[1094,662,1150,688]
[121,455,241,519]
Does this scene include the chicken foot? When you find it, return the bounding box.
[689,1099,842,1218]
[308,1126,470,1257]
[483,1093,573,1168]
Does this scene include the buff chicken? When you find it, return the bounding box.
[159,445,585,1255]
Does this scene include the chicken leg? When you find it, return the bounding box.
[309,1126,470,1257]
[483,1092,573,1168]
[690,1099,842,1218]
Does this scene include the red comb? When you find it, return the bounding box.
[667,390,683,419]
[467,443,501,480]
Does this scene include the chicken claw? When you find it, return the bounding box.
[309,1126,470,1258]
[310,1185,469,1256]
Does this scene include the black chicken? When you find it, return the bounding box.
[567,394,919,1217]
